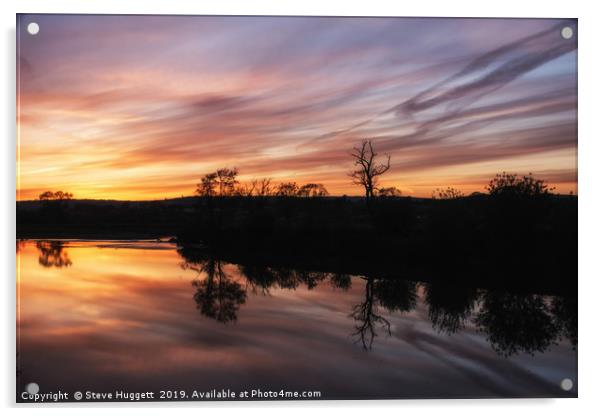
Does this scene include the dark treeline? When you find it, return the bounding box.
[17,197,197,239]
[177,173,575,293]
[17,186,576,293]
[17,140,576,292]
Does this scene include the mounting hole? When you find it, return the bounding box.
[25,382,39,394]
[27,22,40,35]
[561,26,573,40]
[560,378,573,391]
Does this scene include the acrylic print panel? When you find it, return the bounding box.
[16,14,577,402]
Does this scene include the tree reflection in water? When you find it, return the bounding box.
[424,283,479,334]
[475,292,559,356]
[374,279,417,313]
[176,247,576,356]
[349,278,420,350]
[239,265,351,294]
[179,247,246,323]
[551,295,577,349]
[350,277,391,350]
[35,241,72,268]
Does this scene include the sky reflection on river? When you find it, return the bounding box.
[17,240,577,400]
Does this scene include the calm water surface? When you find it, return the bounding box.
[17,240,577,400]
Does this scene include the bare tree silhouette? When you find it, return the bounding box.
[256,178,273,196]
[350,140,391,204]
[235,181,256,197]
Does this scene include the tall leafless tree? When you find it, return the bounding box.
[349,140,391,203]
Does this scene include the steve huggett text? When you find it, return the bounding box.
[20,388,323,402]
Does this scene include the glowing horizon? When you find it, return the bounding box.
[17,15,577,201]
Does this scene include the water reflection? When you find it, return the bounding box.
[177,247,576,356]
[475,292,560,357]
[349,277,419,349]
[17,241,577,399]
[179,249,247,323]
[36,241,72,268]
[552,296,578,348]
[350,277,391,349]
[424,283,478,334]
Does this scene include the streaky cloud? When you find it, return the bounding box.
[394,21,576,116]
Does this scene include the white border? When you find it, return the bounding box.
[3,1,601,414]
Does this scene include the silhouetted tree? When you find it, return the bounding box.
[483,172,556,253]
[39,191,73,200]
[196,172,218,196]
[256,178,273,196]
[377,187,402,197]
[432,187,464,199]
[216,168,239,196]
[234,181,256,197]
[196,168,239,197]
[298,183,329,197]
[486,172,554,198]
[350,140,391,205]
[276,182,299,196]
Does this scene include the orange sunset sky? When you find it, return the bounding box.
[17,15,577,200]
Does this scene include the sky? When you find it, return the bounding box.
[17,15,577,200]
